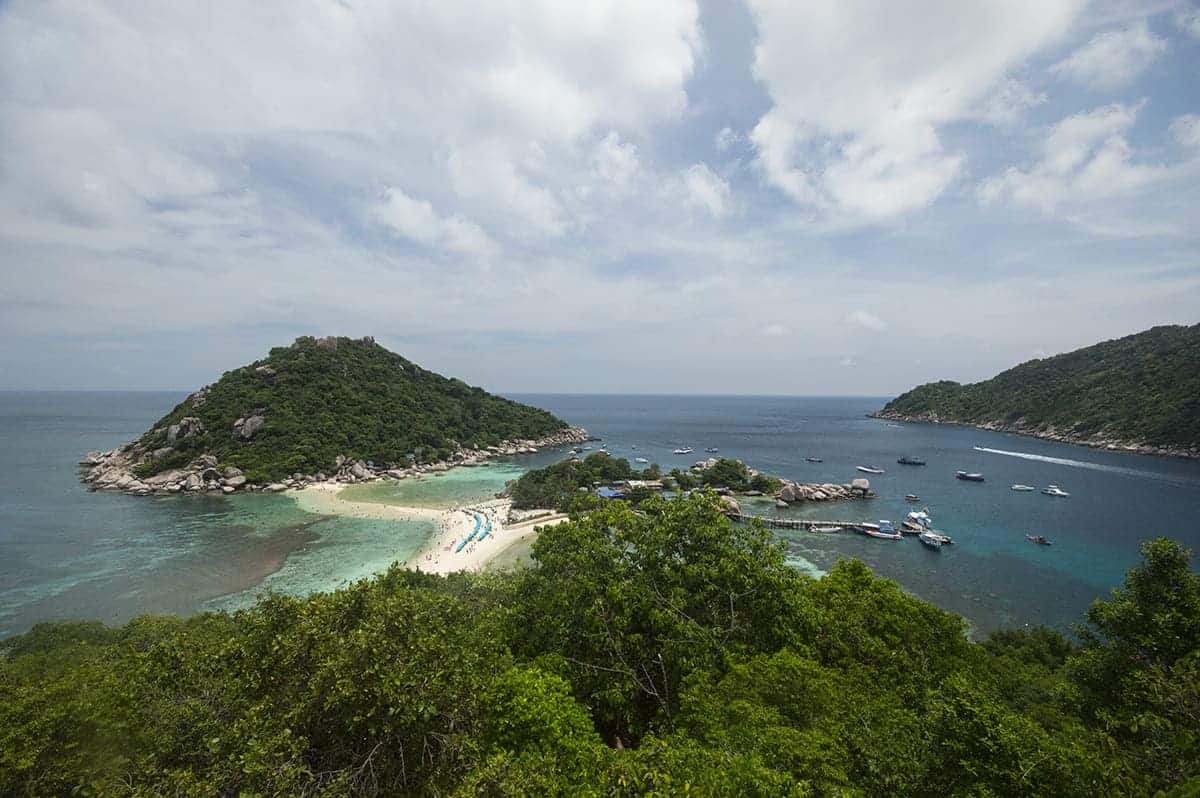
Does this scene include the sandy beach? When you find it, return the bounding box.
[293,481,566,575]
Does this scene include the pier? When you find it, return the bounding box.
[728,513,865,532]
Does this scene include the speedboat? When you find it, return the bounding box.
[862,520,902,540]
[805,456,823,463]
[673,447,694,455]
[634,457,649,464]
[919,530,943,549]
[897,456,926,466]
[856,465,886,474]
[1026,534,1052,545]
[1042,485,1070,497]
[955,471,985,482]
[1011,484,1036,492]
[904,494,920,502]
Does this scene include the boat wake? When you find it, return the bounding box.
[972,446,1198,486]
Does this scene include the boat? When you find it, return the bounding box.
[634,457,649,464]
[1011,484,1036,492]
[813,525,842,533]
[673,447,694,455]
[804,456,823,463]
[856,465,886,474]
[955,471,985,482]
[1026,534,1052,545]
[705,447,719,453]
[1042,485,1070,497]
[897,456,926,466]
[862,520,903,540]
[904,494,920,502]
[919,530,943,549]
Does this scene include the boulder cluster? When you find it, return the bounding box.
[775,478,873,504]
[79,426,590,497]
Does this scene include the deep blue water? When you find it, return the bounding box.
[2,391,1198,638]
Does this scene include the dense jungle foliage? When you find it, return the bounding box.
[879,324,1200,448]
[3,493,1198,796]
[134,336,567,482]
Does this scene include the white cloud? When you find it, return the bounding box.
[747,0,1084,220]
[972,79,1048,128]
[715,126,741,151]
[1170,114,1200,149]
[979,103,1169,211]
[592,131,641,189]
[760,323,790,337]
[1173,5,1200,39]
[374,188,496,260]
[843,310,887,331]
[682,164,732,218]
[1050,22,1167,89]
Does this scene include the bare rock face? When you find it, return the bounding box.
[235,415,265,440]
[851,478,870,493]
[167,417,205,443]
[719,495,742,516]
[189,387,210,409]
[255,365,276,379]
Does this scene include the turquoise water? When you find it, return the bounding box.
[2,391,1199,637]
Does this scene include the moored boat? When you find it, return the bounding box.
[897,456,926,466]
[904,494,920,502]
[956,471,985,482]
[805,456,823,463]
[856,465,886,474]
[1011,484,1036,491]
[861,520,902,540]
[634,457,649,463]
[919,529,943,549]
[673,447,694,455]
[813,525,842,533]
[705,447,719,453]
[1042,485,1070,497]
[1026,534,1052,545]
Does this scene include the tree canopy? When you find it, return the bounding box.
[2,495,1197,796]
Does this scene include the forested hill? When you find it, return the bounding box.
[876,324,1200,456]
[127,336,569,482]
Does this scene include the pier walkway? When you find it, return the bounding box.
[728,513,865,532]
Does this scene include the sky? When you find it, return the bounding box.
[1,0,1198,395]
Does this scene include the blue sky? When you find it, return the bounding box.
[1,0,1197,394]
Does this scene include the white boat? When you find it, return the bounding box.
[1011,484,1036,491]
[861,520,902,540]
[919,530,943,549]
[673,447,694,455]
[813,525,842,533]
[856,465,885,474]
[634,457,649,464]
[1042,485,1070,497]
[705,447,719,453]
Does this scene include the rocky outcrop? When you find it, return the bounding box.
[79,426,591,498]
[773,478,874,506]
[233,414,266,440]
[167,417,204,443]
[871,410,1200,461]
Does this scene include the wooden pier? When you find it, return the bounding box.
[728,513,865,532]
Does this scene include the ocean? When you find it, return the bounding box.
[2,391,1198,639]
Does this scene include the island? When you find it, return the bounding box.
[874,323,1200,459]
[79,335,588,495]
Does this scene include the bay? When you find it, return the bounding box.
[2,391,1198,638]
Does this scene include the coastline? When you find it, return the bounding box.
[870,410,1199,461]
[293,481,567,576]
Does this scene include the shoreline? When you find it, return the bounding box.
[293,481,567,576]
[870,411,1199,461]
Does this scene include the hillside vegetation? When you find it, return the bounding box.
[134,336,568,482]
[2,494,1197,796]
[878,324,1200,452]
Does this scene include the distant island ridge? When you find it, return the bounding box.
[874,323,1200,459]
[79,335,588,496]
